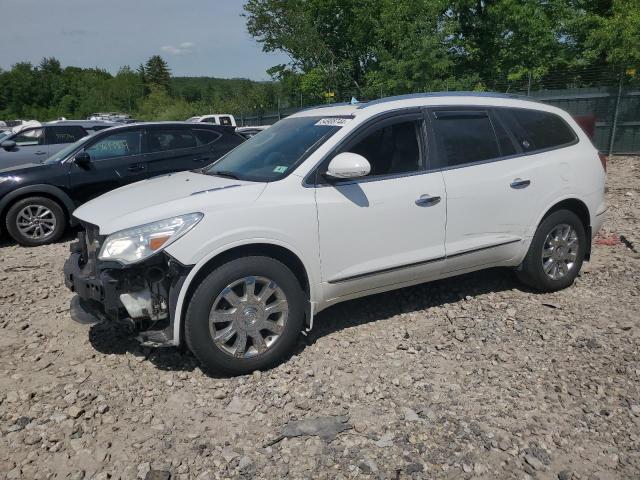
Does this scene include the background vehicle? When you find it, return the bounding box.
[187,114,236,127]
[64,93,607,375]
[235,125,269,139]
[0,122,244,246]
[0,120,115,168]
[87,112,135,123]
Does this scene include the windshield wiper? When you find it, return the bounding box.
[209,170,240,179]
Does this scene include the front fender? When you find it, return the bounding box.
[168,237,319,346]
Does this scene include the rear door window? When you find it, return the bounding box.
[219,116,233,126]
[13,128,44,146]
[86,130,142,160]
[47,126,87,145]
[147,129,197,152]
[431,110,501,167]
[497,108,577,152]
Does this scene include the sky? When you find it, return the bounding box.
[0,0,289,80]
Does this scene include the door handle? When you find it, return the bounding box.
[35,151,47,155]
[510,178,531,189]
[415,194,441,207]
[128,164,146,172]
[192,157,208,163]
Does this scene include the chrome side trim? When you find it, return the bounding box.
[446,239,522,259]
[328,238,522,284]
[328,256,446,284]
[190,184,241,196]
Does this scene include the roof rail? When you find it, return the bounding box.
[357,91,537,109]
[298,102,352,113]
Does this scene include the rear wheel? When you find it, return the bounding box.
[516,209,587,292]
[5,196,66,247]
[185,256,305,375]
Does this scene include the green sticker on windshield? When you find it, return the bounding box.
[273,165,288,173]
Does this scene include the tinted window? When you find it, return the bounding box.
[194,129,222,146]
[219,116,232,126]
[86,130,141,160]
[498,108,576,152]
[147,129,196,152]
[492,115,518,156]
[432,111,500,166]
[344,119,423,177]
[13,128,44,146]
[203,117,217,123]
[48,126,87,145]
[206,116,342,182]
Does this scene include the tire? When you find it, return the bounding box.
[5,196,67,247]
[516,209,587,292]
[185,256,305,376]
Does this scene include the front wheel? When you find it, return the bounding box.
[185,256,305,375]
[5,196,67,247]
[516,209,587,292]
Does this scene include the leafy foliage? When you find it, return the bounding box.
[244,0,640,96]
[0,56,285,121]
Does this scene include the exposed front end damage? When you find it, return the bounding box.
[63,223,191,346]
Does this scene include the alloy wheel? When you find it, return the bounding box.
[208,276,289,358]
[541,223,579,280]
[16,204,57,240]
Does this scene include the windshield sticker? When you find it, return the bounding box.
[315,117,352,127]
[273,165,288,173]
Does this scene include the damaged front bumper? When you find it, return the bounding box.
[63,226,191,346]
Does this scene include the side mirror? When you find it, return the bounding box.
[1,140,16,151]
[74,151,92,168]
[325,152,371,180]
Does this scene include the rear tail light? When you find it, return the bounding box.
[598,152,608,172]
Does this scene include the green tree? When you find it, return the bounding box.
[144,55,171,91]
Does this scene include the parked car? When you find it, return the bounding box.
[187,114,236,127]
[0,120,115,168]
[64,92,607,375]
[0,122,244,246]
[235,125,269,139]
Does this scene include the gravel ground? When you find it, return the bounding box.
[0,156,638,480]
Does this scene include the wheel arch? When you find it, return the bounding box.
[172,241,313,346]
[538,197,592,260]
[0,184,76,226]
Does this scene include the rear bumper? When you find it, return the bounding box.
[593,205,607,238]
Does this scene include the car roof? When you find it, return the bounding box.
[92,121,234,133]
[45,120,117,127]
[290,91,564,120]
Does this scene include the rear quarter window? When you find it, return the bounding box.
[497,108,577,152]
[193,129,222,146]
[47,126,87,145]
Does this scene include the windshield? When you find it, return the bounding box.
[43,135,91,164]
[0,131,11,141]
[206,116,345,182]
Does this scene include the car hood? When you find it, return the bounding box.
[0,163,43,175]
[73,171,267,234]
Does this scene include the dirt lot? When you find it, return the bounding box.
[0,156,638,480]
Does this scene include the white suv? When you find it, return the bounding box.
[64,93,607,375]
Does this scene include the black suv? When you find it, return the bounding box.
[0,122,244,246]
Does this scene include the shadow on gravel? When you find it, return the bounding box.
[305,267,528,346]
[87,266,529,376]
